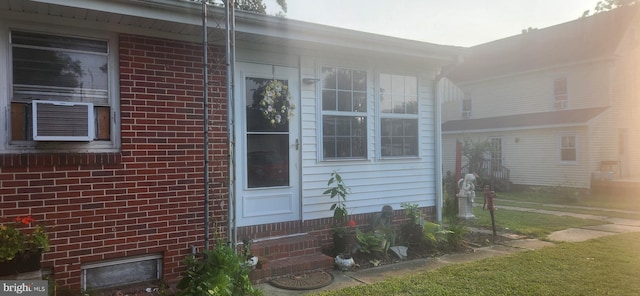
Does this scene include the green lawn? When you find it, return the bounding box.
[495,200,640,220]
[313,232,640,296]
[467,207,608,239]
[497,191,640,212]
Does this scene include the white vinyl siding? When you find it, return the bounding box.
[301,56,437,220]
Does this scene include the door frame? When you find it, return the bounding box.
[234,62,301,227]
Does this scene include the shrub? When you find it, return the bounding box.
[177,243,261,296]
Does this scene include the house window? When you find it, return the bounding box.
[462,99,472,118]
[321,67,367,159]
[553,77,568,109]
[7,30,116,149]
[379,73,418,157]
[560,135,577,162]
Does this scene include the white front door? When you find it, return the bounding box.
[235,63,300,227]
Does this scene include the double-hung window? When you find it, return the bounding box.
[559,134,577,162]
[321,67,367,159]
[8,30,117,149]
[379,73,418,157]
[553,77,568,110]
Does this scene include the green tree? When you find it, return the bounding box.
[582,0,637,16]
[200,0,287,16]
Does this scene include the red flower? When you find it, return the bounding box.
[348,219,356,227]
[15,216,34,225]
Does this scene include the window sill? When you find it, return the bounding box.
[0,152,122,168]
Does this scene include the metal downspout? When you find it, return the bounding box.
[225,0,237,248]
[201,0,210,250]
[434,74,443,224]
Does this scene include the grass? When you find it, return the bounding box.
[497,191,640,212]
[495,200,640,220]
[466,207,608,239]
[313,232,640,296]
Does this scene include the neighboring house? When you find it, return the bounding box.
[0,0,462,290]
[441,6,640,191]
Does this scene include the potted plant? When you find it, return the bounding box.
[0,216,50,276]
[324,171,356,256]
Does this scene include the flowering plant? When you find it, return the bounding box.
[0,216,49,262]
[258,80,295,127]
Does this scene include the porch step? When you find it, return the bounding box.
[249,253,334,283]
[247,234,334,283]
[249,233,323,260]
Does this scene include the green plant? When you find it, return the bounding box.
[445,222,468,251]
[355,229,386,254]
[177,243,262,296]
[0,216,49,262]
[422,222,452,250]
[324,171,350,222]
[400,202,423,226]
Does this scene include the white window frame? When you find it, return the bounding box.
[377,72,420,158]
[1,25,120,153]
[558,134,578,164]
[318,65,369,161]
[553,77,568,110]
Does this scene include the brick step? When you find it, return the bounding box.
[248,233,323,261]
[249,252,334,284]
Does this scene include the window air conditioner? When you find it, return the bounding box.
[32,100,94,141]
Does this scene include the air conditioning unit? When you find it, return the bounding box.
[32,100,94,141]
[462,111,471,118]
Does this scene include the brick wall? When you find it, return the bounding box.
[0,34,228,289]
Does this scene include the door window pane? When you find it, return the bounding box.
[245,77,290,188]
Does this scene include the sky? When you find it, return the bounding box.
[266,0,601,47]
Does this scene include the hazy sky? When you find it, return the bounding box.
[267,0,601,47]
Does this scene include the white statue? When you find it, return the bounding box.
[457,173,476,203]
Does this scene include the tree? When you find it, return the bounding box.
[199,0,287,16]
[582,0,637,16]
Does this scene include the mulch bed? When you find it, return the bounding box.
[346,229,517,271]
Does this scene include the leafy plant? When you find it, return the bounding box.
[0,216,49,262]
[400,202,423,226]
[324,171,350,222]
[422,222,452,250]
[177,243,262,296]
[445,222,469,251]
[355,229,386,254]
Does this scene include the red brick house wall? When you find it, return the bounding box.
[0,34,228,289]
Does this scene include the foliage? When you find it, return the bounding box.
[583,0,637,16]
[256,80,295,127]
[201,0,287,15]
[324,171,350,222]
[460,137,493,186]
[422,222,452,250]
[314,233,640,296]
[0,216,49,262]
[445,222,468,251]
[442,172,459,219]
[400,202,423,226]
[355,229,386,254]
[177,243,261,296]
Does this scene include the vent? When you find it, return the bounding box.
[32,100,94,141]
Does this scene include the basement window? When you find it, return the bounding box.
[81,254,162,291]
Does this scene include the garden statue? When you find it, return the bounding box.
[456,173,477,219]
[370,205,393,230]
